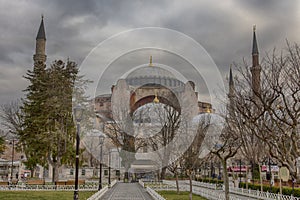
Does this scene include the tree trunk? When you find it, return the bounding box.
[157,170,160,181]
[123,163,130,182]
[222,159,230,200]
[48,154,61,183]
[52,166,55,183]
[161,166,167,180]
[30,168,34,178]
[175,172,179,194]
[52,164,59,183]
[189,173,193,200]
[90,154,94,167]
[259,163,263,192]
[124,171,129,182]
[291,172,297,196]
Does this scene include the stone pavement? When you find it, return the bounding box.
[100,183,153,200]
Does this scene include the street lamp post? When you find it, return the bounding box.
[98,134,105,191]
[10,138,15,184]
[251,161,255,185]
[73,105,83,200]
[108,149,111,187]
[218,162,221,180]
[268,157,272,192]
[210,161,213,178]
[239,159,242,185]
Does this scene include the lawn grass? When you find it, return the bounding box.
[0,190,96,200]
[158,190,207,200]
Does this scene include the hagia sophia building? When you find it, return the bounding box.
[33,16,262,122]
[17,16,261,180]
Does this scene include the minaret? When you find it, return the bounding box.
[228,65,234,99]
[228,65,235,115]
[33,15,46,64]
[250,25,261,100]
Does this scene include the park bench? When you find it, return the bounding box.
[27,179,45,185]
[66,179,85,185]
[55,180,68,185]
[0,181,9,186]
[55,180,85,186]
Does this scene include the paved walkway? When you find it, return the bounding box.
[100,183,153,200]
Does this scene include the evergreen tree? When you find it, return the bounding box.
[22,60,48,175]
[21,59,90,182]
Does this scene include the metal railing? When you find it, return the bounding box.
[87,186,108,200]
[110,179,117,187]
[153,180,232,200]
[148,183,177,191]
[163,180,300,200]
[146,186,166,200]
[138,179,144,188]
[229,186,300,200]
[0,184,99,191]
[86,179,117,200]
[0,180,117,191]
[135,180,241,200]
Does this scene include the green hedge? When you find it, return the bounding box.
[239,182,300,197]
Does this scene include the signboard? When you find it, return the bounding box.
[261,165,279,172]
[279,167,289,182]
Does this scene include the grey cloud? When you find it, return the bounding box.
[0,0,299,106]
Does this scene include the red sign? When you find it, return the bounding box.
[227,166,247,172]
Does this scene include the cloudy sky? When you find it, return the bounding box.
[0,0,300,105]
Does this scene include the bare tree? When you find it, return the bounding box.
[0,100,22,158]
[208,113,241,200]
[167,158,181,193]
[134,103,181,180]
[233,42,300,184]
[180,114,210,200]
[0,100,23,135]
[229,89,267,188]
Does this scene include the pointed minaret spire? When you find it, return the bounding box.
[228,65,235,116]
[36,15,46,40]
[252,25,258,55]
[229,65,234,88]
[250,25,261,101]
[228,65,235,99]
[33,15,47,64]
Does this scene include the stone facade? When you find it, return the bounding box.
[94,64,214,118]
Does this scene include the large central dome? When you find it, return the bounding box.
[127,65,175,79]
[126,64,184,88]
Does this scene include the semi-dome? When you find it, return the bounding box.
[126,65,184,88]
